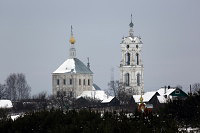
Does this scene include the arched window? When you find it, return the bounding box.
[125,73,130,86]
[63,79,66,85]
[69,79,72,85]
[136,53,139,65]
[57,79,59,85]
[79,79,81,85]
[125,53,130,65]
[137,73,140,86]
[126,45,129,49]
[83,79,86,85]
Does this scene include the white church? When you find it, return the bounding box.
[52,26,95,97]
[52,15,144,99]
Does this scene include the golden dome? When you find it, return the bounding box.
[69,36,76,44]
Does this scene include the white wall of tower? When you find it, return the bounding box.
[119,33,144,95]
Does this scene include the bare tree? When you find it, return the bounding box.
[5,73,17,100]
[108,80,119,97]
[50,91,72,110]
[0,84,6,99]
[5,73,31,101]
[117,82,133,105]
[32,91,48,110]
[16,73,31,100]
[192,83,200,94]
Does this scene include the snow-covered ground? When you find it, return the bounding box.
[11,115,20,121]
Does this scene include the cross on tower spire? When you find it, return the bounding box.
[129,14,134,28]
[129,14,134,37]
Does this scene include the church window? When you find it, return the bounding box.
[126,45,129,49]
[69,79,72,85]
[136,45,138,49]
[63,91,66,96]
[83,79,86,85]
[125,53,130,65]
[125,73,130,86]
[69,91,73,97]
[136,53,139,65]
[63,79,66,85]
[57,91,60,97]
[88,79,90,86]
[79,79,81,85]
[137,73,140,86]
[57,79,59,85]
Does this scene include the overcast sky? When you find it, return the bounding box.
[0,0,200,95]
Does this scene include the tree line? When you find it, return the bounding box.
[1,89,200,132]
[0,109,179,133]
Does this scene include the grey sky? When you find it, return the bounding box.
[0,0,200,95]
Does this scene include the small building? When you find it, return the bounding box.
[74,97,96,108]
[76,89,109,108]
[157,86,188,103]
[133,91,160,110]
[77,90,108,101]
[101,96,120,107]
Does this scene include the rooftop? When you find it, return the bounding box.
[53,58,93,74]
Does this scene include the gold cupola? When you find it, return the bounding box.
[69,25,76,44]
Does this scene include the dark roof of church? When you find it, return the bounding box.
[93,84,101,90]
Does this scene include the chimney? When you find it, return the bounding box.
[190,84,192,96]
[164,86,167,94]
[168,85,170,89]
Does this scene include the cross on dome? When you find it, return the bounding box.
[69,25,76,44]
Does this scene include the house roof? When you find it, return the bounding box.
[101,96,114,103]
[157,96,167,103]
[0,100,13,108]
[157,87,188,103]
[53,58,93,74]
[157,87,176,96]
[77,90,108,101]
[133,91,158,103]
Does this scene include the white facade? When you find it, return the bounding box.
[52,71,93,97]
[119,18,144,95]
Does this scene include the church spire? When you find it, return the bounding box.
[69,25,76,58]
[129,14,134,37]
[129,14,134,28]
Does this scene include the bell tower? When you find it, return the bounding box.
[119,14,144,95]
